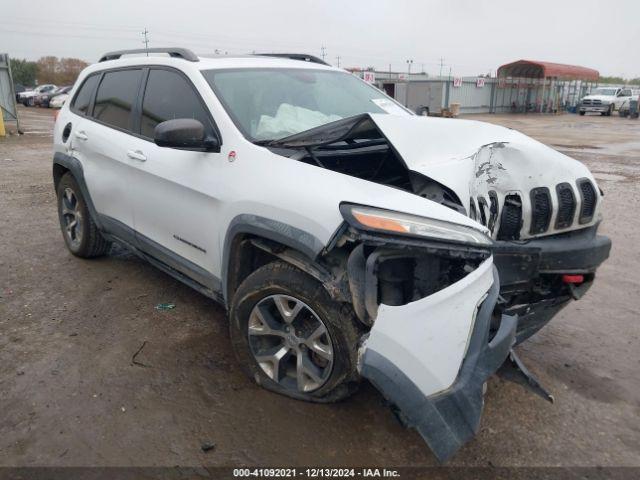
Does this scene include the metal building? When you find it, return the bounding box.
[358,59,601,115]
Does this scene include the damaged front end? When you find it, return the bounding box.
[261,112,611,461]
[333,209,516,462]
[265,113,611,344]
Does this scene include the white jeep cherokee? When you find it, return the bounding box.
[52,48,611,461]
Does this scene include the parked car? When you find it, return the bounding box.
[34,85,72,108]
[49,91,70,109]
[18,84,57,106]
[579,86,634,115]
[52,48,611,462]
[618,89,640,117]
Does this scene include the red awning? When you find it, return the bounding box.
[497,60,599,81]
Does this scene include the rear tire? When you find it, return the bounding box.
[230,261,362,403]
[56,173,111,258]
[579,111,585,116]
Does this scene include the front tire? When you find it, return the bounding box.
[56,173,111,258]
[230,261,362,403]
[605,104,614,116]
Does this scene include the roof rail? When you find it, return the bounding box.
[256,53,330,66]
[99,48,199,63]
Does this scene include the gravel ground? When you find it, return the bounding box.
[0,107,639,468]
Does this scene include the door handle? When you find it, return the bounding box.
[74,131,88,141]
[126,150,147,162]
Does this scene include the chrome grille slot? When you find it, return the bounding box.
[487,191,499,234]
[555,183,576,229]
[530,187,552,234]
[497,194,522,240]
[477,196,488,226]
[578,179,597,224]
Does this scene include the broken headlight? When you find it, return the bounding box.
[340,204,492,246]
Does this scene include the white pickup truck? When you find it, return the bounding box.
[579,87,634,115]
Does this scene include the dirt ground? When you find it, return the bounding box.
[0,106,639,468]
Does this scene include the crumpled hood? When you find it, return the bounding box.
[369,114,601,239]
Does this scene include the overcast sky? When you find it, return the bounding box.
[2,0,639,78]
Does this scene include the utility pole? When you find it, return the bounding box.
[320,46,326,62]
[438,57,445,78]
[141,28,150,55]
[335,55,341,68]
[405,59,413,108]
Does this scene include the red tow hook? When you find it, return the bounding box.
[562,274,584,284]
[563,274,586,300]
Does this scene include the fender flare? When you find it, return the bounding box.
[52,152,103,230]
[221,214,326,303]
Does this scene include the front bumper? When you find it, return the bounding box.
[579,104,611,113]
[493,225,611,342]
[358,260,516,462]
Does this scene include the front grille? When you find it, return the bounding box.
[530,187,552,234]
[582,99,592,105]
[497,194,522,240]
[578,179,597,224]
[555,183,576,229]
[494,181,597,239]
[582,99,601,106]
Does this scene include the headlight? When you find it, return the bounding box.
[340,204,492,246]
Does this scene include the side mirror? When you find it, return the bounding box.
[154,119,220,151]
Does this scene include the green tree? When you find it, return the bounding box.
[9,58,37,86]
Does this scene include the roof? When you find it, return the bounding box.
[95,48,335,72]
[497,60,599,81]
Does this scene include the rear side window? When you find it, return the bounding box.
[140,69,214,139]
[71,74,99,115]
[93,69,142,131]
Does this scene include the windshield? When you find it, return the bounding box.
[592,88,617,96]
[203,68,409,141]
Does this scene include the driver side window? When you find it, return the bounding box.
[140,69,214,139]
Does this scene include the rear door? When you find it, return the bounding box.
[71,68,144,240]
[126,67,224,289]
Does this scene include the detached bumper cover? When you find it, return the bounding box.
[359,265,516,462]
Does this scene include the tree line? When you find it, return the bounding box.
[10,56,88,87]
[598,75,640,86]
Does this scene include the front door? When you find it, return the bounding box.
[126,67,224,290]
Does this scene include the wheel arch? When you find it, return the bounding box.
[221,215,334,306]
[52,152,102,230]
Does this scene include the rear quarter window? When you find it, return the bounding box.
[70,74,100,115]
